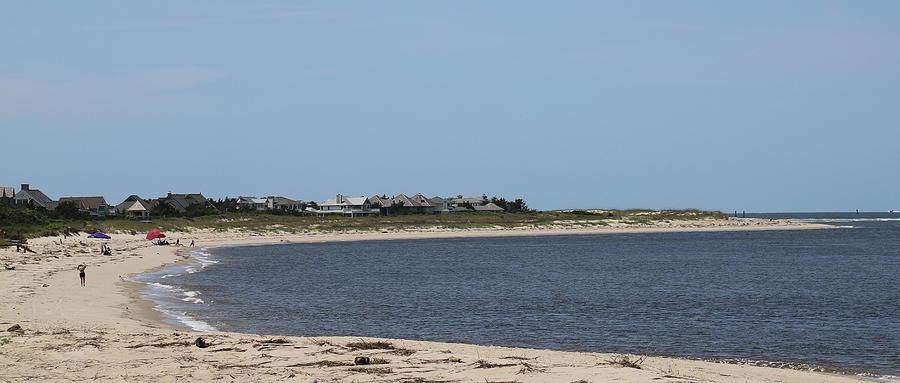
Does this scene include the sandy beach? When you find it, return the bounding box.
[0,218,877,382]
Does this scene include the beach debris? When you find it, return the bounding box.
[41,283,49,287]
[346,340,396,351]
[194,336,209,348]
[474,359,517,369]
[347,366,393,374]
[516,362,548,374]
[7,324,23,333]
[288,360,353,367]
[3,264,14,270]
[352,356,389,366]
[608,354,646,369]
[354,356,371,365]
[126,340,192,348]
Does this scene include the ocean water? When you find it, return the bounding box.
[134,213,900,378]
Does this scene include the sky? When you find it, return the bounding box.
[2,1,899,212]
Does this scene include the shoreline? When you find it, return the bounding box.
[125,221,836,332]
[4,219,888,382]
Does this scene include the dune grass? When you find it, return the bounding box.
[2,209,727,240]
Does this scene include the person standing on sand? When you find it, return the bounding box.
[77,264,87,287]
[190,240,195,247]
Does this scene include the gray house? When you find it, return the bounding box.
[152,192,216,213]
[14,184,55,209]
[115,195,152,219]
[57,196,110,216]
[429,196,451,214]
[392,193,436,214]
[449,194,504,212]
[237,196,267,210]
[266,196,305,212]
[369,194,449,215]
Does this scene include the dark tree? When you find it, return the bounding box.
[185,203,214,217]
[51,201,86,220]
[388,201,407,215]
[150,202,179,217]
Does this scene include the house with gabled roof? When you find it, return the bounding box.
[393,193,436,214]
[153,192,216,213]
[237,196,267,210]
[266,196,305,212]
[315,194,377,217]
[473,202,504,212]
[448,194,504,212]
[14,184,56,209]
[58,196,110,216]
[115,195,152,220]
[429,196,451,214]
[368,195,393,215]
[369,193,448,215]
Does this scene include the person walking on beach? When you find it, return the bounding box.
[190,240,195,247]
[77,264,87,287]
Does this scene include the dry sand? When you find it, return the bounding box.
[0,218,878,382]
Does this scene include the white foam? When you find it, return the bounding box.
[134,247,222,332]
[180,291,205,304]
[152,307,217,332]
[790,218,900,223]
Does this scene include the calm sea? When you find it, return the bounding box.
[133,213,900,378]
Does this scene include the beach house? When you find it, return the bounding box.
[429,196,451,214]
[368,194,450,215]
[472,202,504,212]
[368,195,393,215]
[266,196,305,212]
[115,195,152,220]
[315,194,378,216]
[393,193,436,214]
[14,184,56,209]
[236,196,268,211]
[152,192,216,214]
[57,196,110,217]
[449,194,504,212]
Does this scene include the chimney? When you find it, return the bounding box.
[167,191,173,198]
[21,184,29,191]
[336,194,343,203]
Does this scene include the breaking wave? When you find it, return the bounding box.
[130,248,220,332]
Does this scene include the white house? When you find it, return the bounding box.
[315,194,378,217]
[237,196,268,210]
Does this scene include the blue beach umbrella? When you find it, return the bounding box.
[88,232,112,254]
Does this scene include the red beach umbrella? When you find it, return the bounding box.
[146,229,166,240]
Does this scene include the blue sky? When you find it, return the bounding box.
[2,1,899,211]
